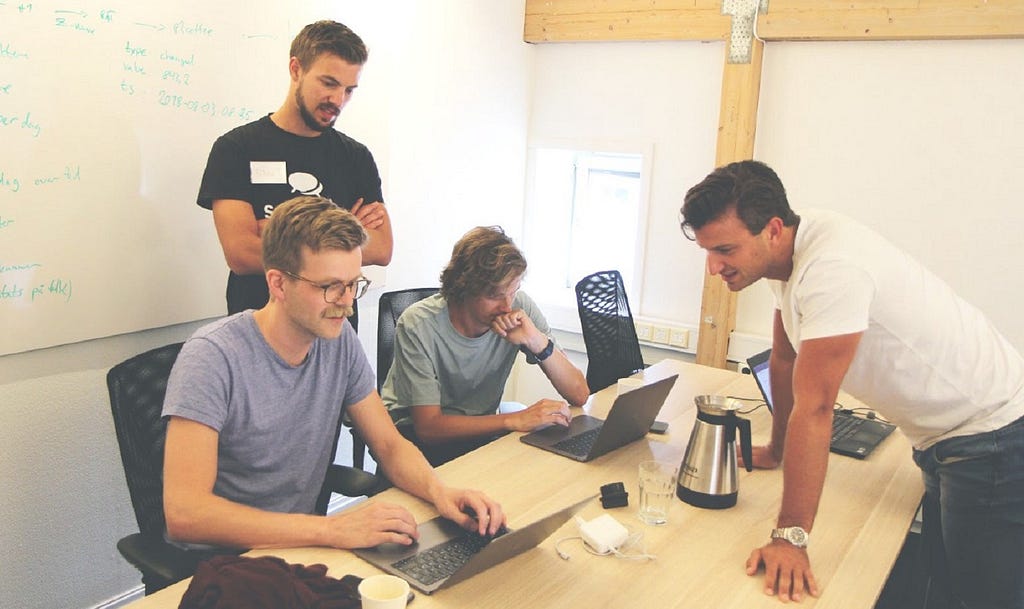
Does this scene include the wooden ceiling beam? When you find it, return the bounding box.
[760,3,1024,41]
[525,1,1024,44]
[524,7,729,43]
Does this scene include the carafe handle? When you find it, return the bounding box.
[737,416,753,472]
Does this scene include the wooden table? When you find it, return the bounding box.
[127,360,923,608]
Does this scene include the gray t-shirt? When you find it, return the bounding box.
[381,292,551,423]
[162,311,375,517]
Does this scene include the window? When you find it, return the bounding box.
[521,143,651,331]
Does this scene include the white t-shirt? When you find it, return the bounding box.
[769,209,1024,449]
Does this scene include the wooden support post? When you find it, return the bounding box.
[695,38,763,368]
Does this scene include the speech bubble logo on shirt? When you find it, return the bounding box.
[288,172,323,196]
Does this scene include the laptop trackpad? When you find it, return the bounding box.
[529,414,602,440]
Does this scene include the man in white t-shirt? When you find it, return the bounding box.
[680,160,1024,609]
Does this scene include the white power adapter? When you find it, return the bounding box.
[576,514,629,554]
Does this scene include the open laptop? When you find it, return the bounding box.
[520,374,678,461]
[353,496,592,594]
[746,349,895,459]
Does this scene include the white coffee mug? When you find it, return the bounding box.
[617,377,644,396]
[358,574,410,609]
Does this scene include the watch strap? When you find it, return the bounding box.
[521,338,554,365]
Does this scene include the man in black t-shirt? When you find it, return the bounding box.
[197,20,393,325]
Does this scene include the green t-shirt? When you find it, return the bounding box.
[381,292,551,422]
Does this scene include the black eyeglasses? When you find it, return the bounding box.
[282,270,371,302]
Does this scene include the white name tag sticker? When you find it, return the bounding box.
[250,161,287,184]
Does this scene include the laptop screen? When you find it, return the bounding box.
[746,349,774,413]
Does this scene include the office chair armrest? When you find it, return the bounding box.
[324,464,390,498]
[116,533,209,588]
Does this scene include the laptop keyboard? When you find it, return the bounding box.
[552,427,601,457]
[831,412,865,443]
[392,533,493,585]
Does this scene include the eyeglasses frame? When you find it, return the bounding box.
[280,270,371,303]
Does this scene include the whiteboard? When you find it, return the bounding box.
[0,1,339,355]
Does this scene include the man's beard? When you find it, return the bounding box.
[295,87,337,133]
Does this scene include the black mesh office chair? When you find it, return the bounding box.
[574,270,646,393]
[107,342,384,594]
[351,287,440,469]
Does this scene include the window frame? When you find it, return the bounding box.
[520,138,653,333]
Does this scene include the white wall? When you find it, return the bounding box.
[746,39,1024,354]
[3,7,1023,609]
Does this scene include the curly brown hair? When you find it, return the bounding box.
[440,227,527,305]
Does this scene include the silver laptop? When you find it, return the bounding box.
[353,496,592,594]
[520,374,678,461]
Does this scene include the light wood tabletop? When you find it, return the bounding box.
[126,359,923,609]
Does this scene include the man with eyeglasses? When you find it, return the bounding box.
[196,20,393,327]
[381,226,590,466]
[161,196,505,552]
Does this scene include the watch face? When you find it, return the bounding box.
[772,527,808,547]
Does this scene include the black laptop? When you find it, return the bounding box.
[746,349,895,459]
[353,496,591,594]
[520,374,678,462]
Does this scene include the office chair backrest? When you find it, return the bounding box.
[107,342,184,539]
[575,270,645,393]
[377,288,439,391]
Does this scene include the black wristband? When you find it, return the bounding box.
[521,338,555,365]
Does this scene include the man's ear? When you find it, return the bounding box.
[764,216,785,242]
[288,57,302,82]
[266,269,286,301]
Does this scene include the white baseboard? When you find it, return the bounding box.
[91,586,144,609]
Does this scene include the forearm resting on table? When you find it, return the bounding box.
[164,488,327,550]
[412,408,515,445]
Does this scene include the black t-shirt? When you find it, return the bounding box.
[197,115,383,319]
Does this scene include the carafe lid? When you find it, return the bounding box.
[694,394,744,416]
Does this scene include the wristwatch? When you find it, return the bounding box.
[520,338,555,365]
[770,526,809,548]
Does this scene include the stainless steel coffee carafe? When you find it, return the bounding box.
[677,395,753,509]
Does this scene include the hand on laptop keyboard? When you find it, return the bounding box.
[438,493,507,537]
[459,506,509,539]
[505,398,572,432]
